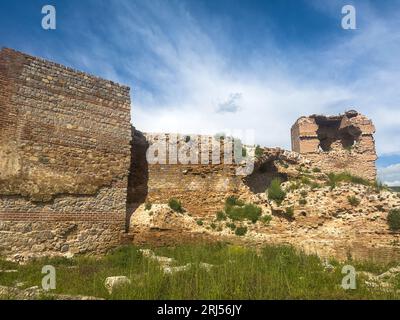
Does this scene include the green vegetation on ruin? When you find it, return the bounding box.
[267,178,286,205]
[1,243,400,300]
[347,196,361,207]
[387,209,400,231]
[223,196,262,223]
[168,198,184,213]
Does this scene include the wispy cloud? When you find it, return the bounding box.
[378,164,400,186]
[216,93,242,114]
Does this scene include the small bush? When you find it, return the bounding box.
[300,190,308,198]
[312,168,321,173]
[145,202,152,211]
[347,196,361,206]
[196,219,204,226]
[300,176,312,185]
[287,181,302,192]
[242,147,247,157]
[168,198,184,213]
[387,209,400,231]
[299,199,307,206]
[310,182,321,190]
[216,211,227,221]
[226,204,262,223]
[235,226,248,236]
[226,222,236,231]
[260,215,272,225]
[225,196,244,207]
[267,178,286,205]
[285,207,295,218]
[255,145,264,158]
[210,223,217,230]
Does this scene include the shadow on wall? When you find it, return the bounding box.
[315,116,361,151]
[243,161,288,194]
[126,127,149,230]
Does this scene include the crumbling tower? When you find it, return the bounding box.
[291,110,377,180]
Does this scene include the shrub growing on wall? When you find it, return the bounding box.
[224,197,262,223]
[168,198,184,213]
[267,178,286,205]
[347,196,361,206]
[145,202,152,210]
[235,226,248,236]
[387,209,400,231]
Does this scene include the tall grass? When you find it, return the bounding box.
[1,244,399,300]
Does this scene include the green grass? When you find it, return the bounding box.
[347,196,361,207]
[260,215,272,225]
[1,244,399,300]
[327,172,371,189]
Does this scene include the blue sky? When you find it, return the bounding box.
[1,0,400,184]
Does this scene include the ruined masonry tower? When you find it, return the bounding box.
[291,110,377,180]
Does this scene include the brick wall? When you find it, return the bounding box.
[0,48,132,259]
[291,111,377,181]
[127,130,248,219]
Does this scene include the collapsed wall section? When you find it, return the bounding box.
[127,129,292,221]
[291,110,377,181]
[0,48,132,260]
[127,130,245,219]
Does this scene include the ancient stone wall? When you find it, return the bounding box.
[127,130,247,219]
[127,129,293,220]
[0,48,132,259]
[291,110,377,180]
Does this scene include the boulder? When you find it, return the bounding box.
[104,276,131,294]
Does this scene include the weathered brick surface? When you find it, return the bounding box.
[127,130,286,219]
[0,48,131,257]
[127,130,245,218]
[291,110,377,180]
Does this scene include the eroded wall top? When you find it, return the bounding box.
[291,110,377,180]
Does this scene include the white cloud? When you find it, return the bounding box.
[378,164,400,186]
